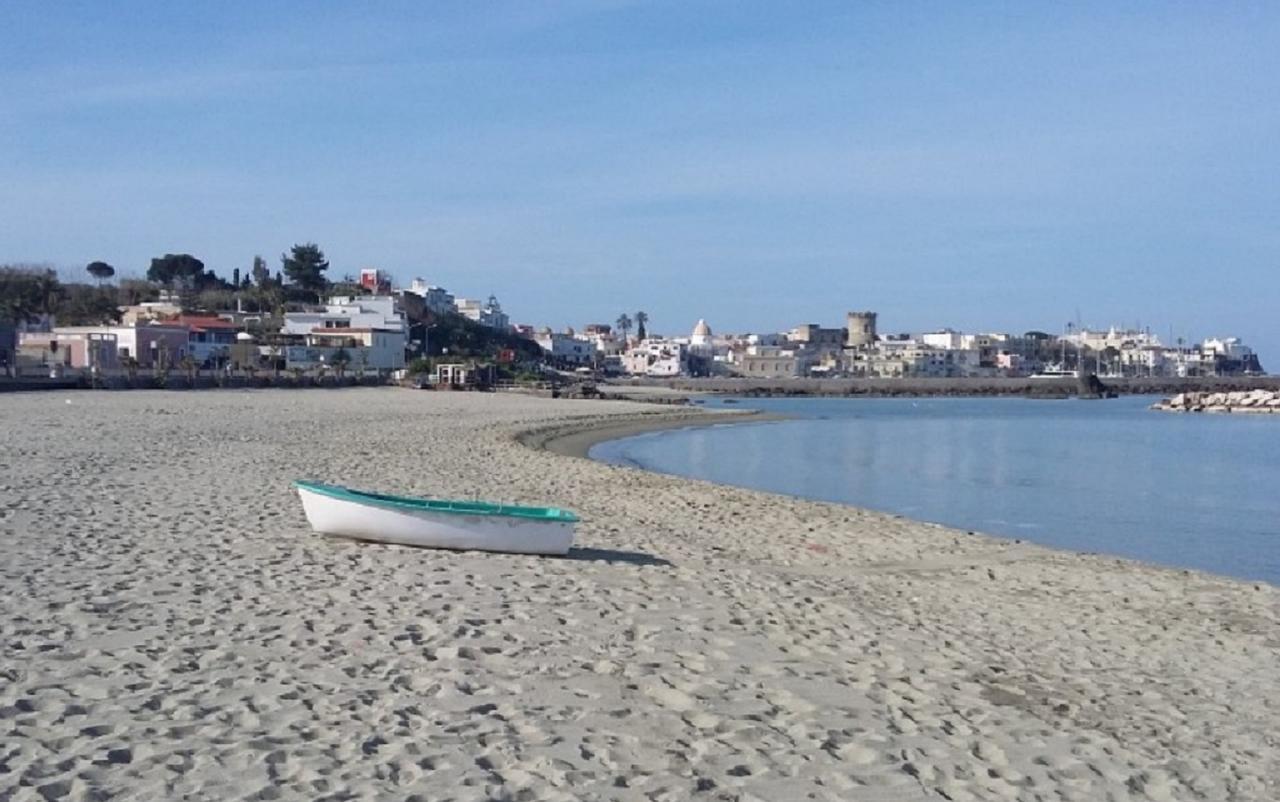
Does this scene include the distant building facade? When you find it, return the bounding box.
[622,339,686,377]
[19,324,191,369]
[281,296,406,337]
[280,295,407,370]
[846,311,877,348]
[406,279,457,315]
[735,345,802,378]
[456,295,510,331]
[285,328,406,371]
[788,324,846,355]
[359,269,393,294]
[536,330,596,365]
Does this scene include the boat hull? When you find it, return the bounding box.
[296,485,575,555]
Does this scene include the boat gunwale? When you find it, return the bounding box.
[292,480,581,523]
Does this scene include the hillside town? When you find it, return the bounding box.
[1,256,1267,384]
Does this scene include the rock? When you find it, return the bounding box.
[1154,389,1280,415]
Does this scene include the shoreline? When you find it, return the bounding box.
[521,400,1276,588]
[516,408,784,459]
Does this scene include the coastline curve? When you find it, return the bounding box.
[515,408,785,460]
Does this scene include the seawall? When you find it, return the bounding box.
[614,375,1280,398]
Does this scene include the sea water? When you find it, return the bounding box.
[589,395,1280,585]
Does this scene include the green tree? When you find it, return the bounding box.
[0,266,46,323]
[86,261,116,284]
[425,312,542,362]
[328,273,367,297]
[635,310,648,341]
[194,288,236,312]
[117,278,160,306]
[615,313,632,346]
[147,253,211,288]
[0,266,67,325]
[251,255,270,287]
[176,281,199,312]
[57,285,120,325]
[281,243,329,301]
[32,269,64,318]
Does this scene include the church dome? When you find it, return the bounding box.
[692,319,712,337]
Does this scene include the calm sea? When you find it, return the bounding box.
[590,396,1280,585]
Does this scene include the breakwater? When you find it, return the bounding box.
[1152,389,1280,414]
[621,375,1280,398]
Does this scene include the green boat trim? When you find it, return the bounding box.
[292,480,581,523]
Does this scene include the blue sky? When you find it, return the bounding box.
[2,2,1277,357]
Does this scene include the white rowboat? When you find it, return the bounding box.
[293,480,578,555]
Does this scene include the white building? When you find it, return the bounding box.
[1165,349,1208,378]
[690,319,713,351]
[1067,326,1162,352]
[536,331,596,365]
[622,339,687,377]
[407,279,456,315]
[848,339,981,378]
[456,295,510,331]
[920,329,980,351]
[285,328,406,371]
[1202,337,1253,361]
[746,332,785,347]
[281,296,406,337]
[1119,345,1166,376]
[581,330,624,357]
[280,296,407,370]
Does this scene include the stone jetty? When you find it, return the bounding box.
[1152,388,1280,413]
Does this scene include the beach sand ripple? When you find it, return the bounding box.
[1,389,1276,801]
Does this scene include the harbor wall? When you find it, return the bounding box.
[618,375,1280,398]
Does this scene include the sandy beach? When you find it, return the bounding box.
[1,388,1277,802]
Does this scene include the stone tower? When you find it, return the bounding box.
[846,311,877,348]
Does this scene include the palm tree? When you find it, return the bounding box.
[615,313,632,347]
[635,311,648,341]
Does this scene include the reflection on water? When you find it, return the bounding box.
[590,396,1280,585]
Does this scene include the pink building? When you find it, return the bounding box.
[996,351,1025,376]
[19,324,191,369]
[19,330,120,370]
